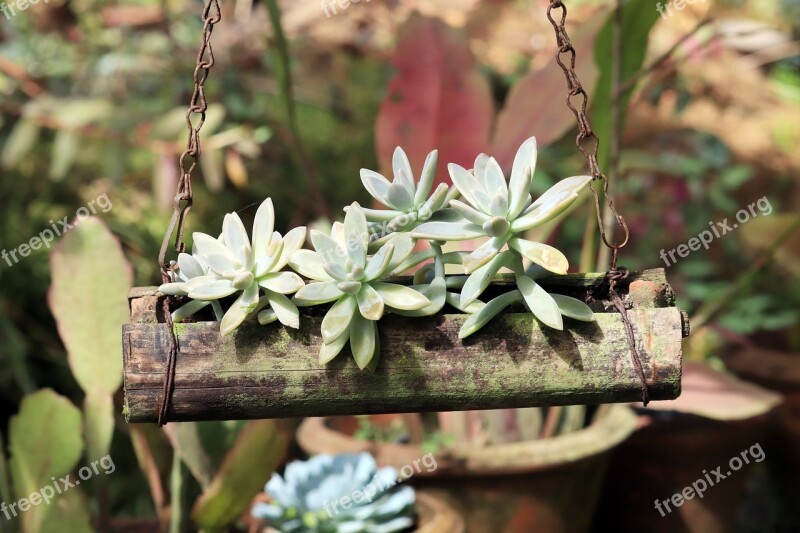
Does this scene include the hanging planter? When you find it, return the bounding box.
[122,0,687,425]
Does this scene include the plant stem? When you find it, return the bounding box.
[169,454,189,533]
[692,218,800,329]
[264,0,331,220]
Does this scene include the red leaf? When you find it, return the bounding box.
[490,11,606,171]
[375,13,493,186]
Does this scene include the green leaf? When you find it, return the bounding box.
[511,175,592,232]
[356,284,384,321]
[319,324,351,365]
[411,221,485,241]
[1,118,40,169]
[593,0,660,169]
[83,391,114,463]
[551,294,595,322]
[192,421,288,530]
[9,389,91,532]
[517,276,563,330]
[460,250,511,308]
[48,217,132,395]
[414,149,439,206]
[390,277,447,317]
[462,235,508,273]
[266,291,300,329]
[508,238,569,275]
[349,313,377,370]
[49,129,79,181]
[321,295,357,343]
[459,290,523,339]
[372,282,430,310]
[364,244,395,281]
[293,280,343,306]
[163,423,215,489]
[288,249,330,281]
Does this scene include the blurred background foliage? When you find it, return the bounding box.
[0,0,798,530]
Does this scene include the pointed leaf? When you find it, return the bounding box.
[414,149,439,206]
[357,284,385,321]
[321,295,357,343]
[319,326,351,365]
[372,282,430,310]
[512,175,592,232]
[460,250,511,308]
[517,276,563,330]
[266,291,300,329]
[192,421,288,530]
[459,290,523,339]
[463,236,508,273]
[288,249,330,281]
[508,238,569,275]
[349,313,377,370]
[188,280,238,301]
[411,221,485,241]
[449,199,490,225]
[274,227,306,271]
[392,146,416,196]
[364,244,395,282]
[293,280,344,306]
[252,199,275,255]
[258,271,304,295]
[551,294,595,322]
[220,293,252,336]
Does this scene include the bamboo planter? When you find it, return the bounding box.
[123,268,687,423]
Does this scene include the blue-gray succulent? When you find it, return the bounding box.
[251,453,416,533]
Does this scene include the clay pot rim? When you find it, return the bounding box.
[297,405,637,477]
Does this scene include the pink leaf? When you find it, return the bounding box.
[490,12,606,171]
[376,13,493,187]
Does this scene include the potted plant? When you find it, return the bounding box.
[297,405,637,533]
[249,453,463,532]
[593,362,782,532]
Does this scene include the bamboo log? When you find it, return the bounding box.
[123,269,686,423]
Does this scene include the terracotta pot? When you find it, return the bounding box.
[298,405,637,533]
[593,362,783,533]
[724,347,800,517]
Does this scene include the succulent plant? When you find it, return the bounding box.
[356,147,458,245]
[251,453,416,533]
[158,252,226,322]
[158,198,306,336]
[291,202,432,368]
[411,137,595,334]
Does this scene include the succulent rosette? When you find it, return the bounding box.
[357,147,458,246]
[159,198,306,336]
[291,202,431,368]
[252,453,415,533]
[411,137,595,334]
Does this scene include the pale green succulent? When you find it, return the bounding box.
[411,137,595,333]
[291,202,431,369]
[158,252,225,322]
[159,198,306,336]
[357,147,458,245]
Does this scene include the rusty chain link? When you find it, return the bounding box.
[546,0,649,404]
[158,0,222,285]
[156,0,221,426]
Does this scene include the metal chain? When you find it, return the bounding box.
[156,0,222,426]
[546,0,649,404]
[158,0,222,285]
